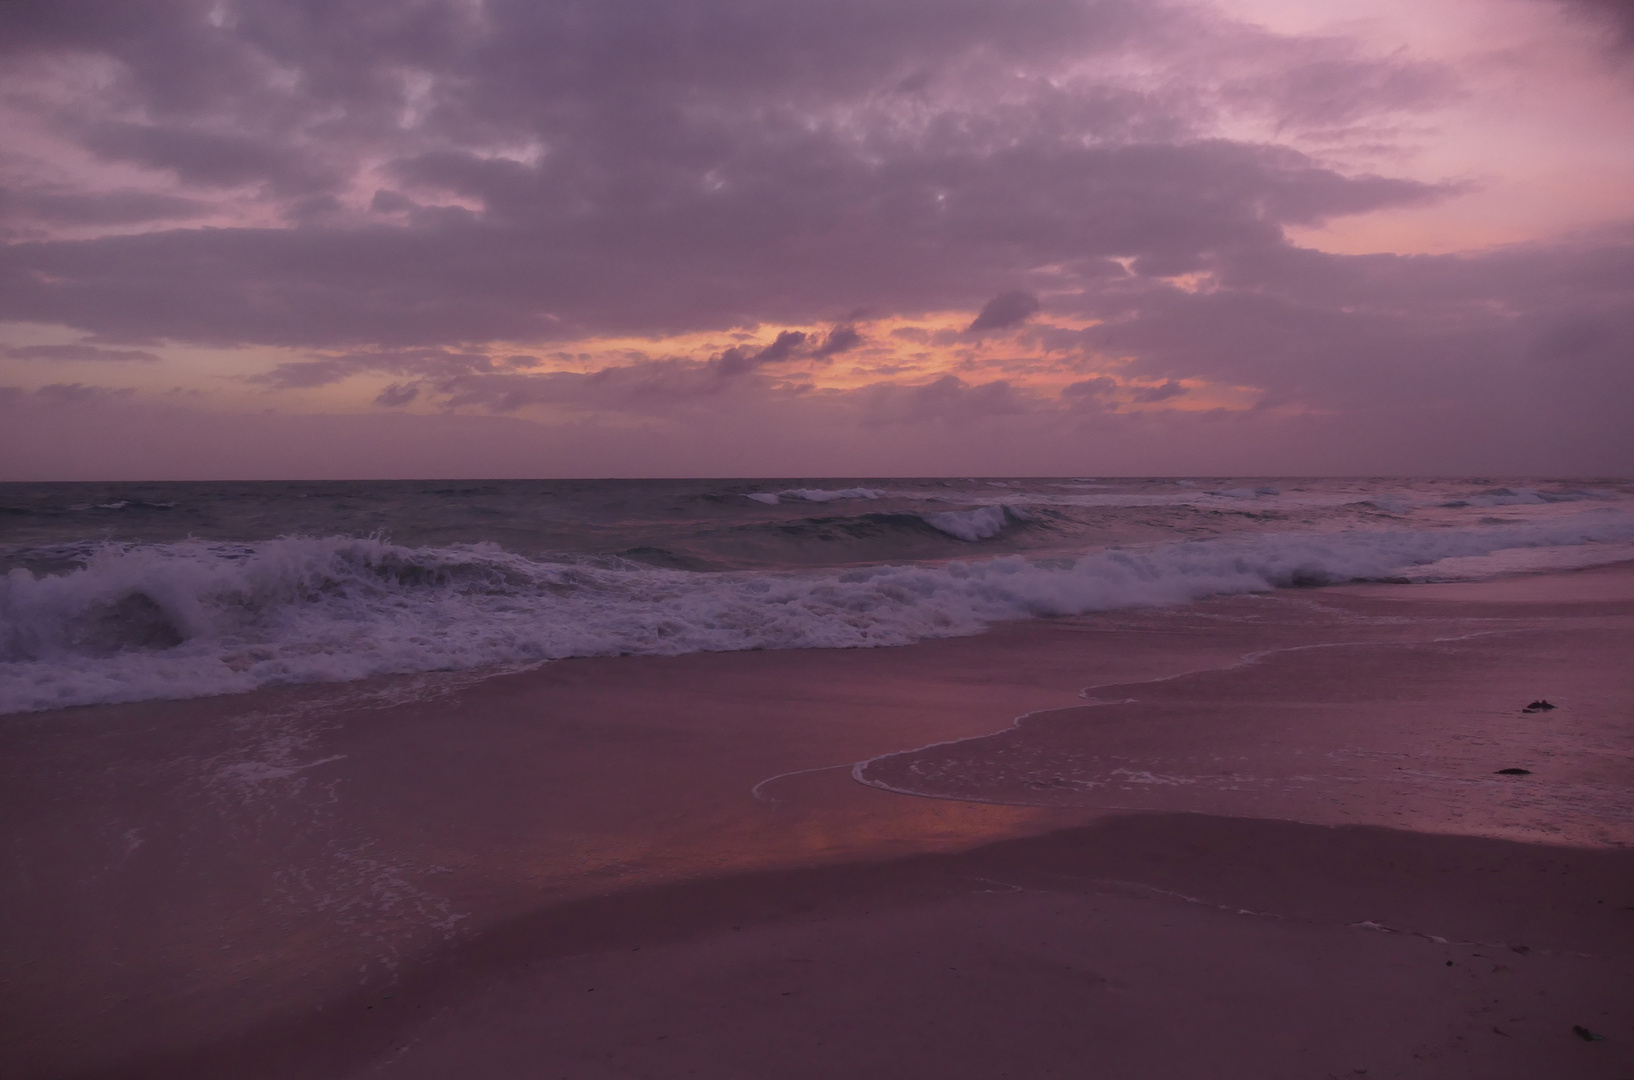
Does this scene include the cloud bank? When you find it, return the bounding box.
[0,0,1629,476]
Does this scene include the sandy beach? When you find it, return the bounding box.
[4,563,1632,1079]
[9,0,1634,1072]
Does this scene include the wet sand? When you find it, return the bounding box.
[3,563,1633,1078]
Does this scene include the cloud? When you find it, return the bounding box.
[0,142,1453,348]
[1061,376,1117,399]
[2,342,160,362]
[436,358,743,414]
[716,330,808,377]
[0,0,1629,476]
[1211,27,1461,127]
[1045,234,1634,428]
[966,291,1041,333]
[81,122,334,194]
[0,0,1461,349]
[813,324,863,358]
[1128,379,1186,403]
[184,226,1633,475]
[373,382,420,407]
[0,187,213,234]
[1551,0,1634,53]
[248,348,502,389]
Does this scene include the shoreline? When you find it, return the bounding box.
[4,562,1632,1077]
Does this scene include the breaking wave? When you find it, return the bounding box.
[3,510,1633,714]
[1440,486,1603,509]
[920,505,1022,541]
[745,487,885,505]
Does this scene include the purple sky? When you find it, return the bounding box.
[1,0,1631,478]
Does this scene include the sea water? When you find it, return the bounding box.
[2,476,1630,714]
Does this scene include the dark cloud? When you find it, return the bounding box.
[422,340,1034,422]
[1551,0,1634,53]
[81,122,334,193]
[0,0,1628,474]
[967,291,1041,333]
[438,360,734,414]
[1061,376,1117,399]
[1218,39,1460,127]
[0,187,212,233]
[0,0,1459,348]
[441,333,870,412]
[407,325,863,411]
[2,342,161,362]
[1128,379,1186,403]
[813,324,863,358]
[369,189,417,214]
[373,382,420,407]
[716,330,808,377]
[1042,235,1634,431]
[0,140,1453,347]
[250,348,500,389]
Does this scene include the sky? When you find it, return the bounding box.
[1,0,1631,480]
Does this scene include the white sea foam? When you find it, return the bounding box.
[1403,541,1634,581]
[785,486,884,502]
[3,510,1633,714]
[745,486,884,505]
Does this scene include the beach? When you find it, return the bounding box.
[8,0,1634,1069]
[4,560,1632,1079]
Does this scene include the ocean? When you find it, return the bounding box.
[3,476,1631,715]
